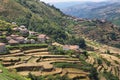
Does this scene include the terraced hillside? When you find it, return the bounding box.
[85,39,120,80]
[0,46,91,80]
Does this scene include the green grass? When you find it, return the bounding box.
[102,72,119,80]
[53,62,80,68]
[0,63,29,80]
[53,62,93,72]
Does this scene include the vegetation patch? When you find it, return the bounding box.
[6,44,48,50]
[0,64,29,80]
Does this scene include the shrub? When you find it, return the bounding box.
[103,72,119,80]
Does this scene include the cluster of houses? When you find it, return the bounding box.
[0,22,80,53]
[10,25,50,45]
[0,24,50,53]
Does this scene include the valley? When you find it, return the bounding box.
[62,1,120,25]
[0,0,119,80]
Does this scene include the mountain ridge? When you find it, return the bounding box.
[62,1,120,25]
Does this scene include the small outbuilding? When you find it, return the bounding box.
[63,45,79,51]
[0,43,6,53]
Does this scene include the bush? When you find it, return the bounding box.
[106,50,111,54]
[103,72,119,80]
[67,37,86,49]
[53,62,80,68]
[28,73,70,80]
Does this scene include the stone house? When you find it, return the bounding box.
[29,31,38,36]
[63,45,79,51]
[20,25,26,29]
[20,29,29,36]
[0,43,6,53]
[10,35,19,39]
[37,34,49,43]
[12,22,16,25]
[6,36,12,41]
[52,42,63,47]
[12,27,20,32]
[24,38,30,44]
[15,36,25,43]
[30,39,36,44]
[8,39,19,45]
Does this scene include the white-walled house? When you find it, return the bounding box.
[20,25,26,29]
[20,29,29,36]
[30,39,36,44]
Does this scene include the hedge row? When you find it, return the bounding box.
[6,44,48,50]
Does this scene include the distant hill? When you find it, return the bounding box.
[50,1,81,9]
[62,1,120,25]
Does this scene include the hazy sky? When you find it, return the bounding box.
[40,0,106,3]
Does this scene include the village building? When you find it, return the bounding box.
[100,19,106,23]
[10,35,19,40]
[29,31,38,36]
[20,29,29,36]
[6,36,12,41]
[0,43,6,53]
[8,39,19,45]
[0,31,2,36]
[15,36,25,43]
[12,27,20,32]
[63,45,79,51]
[24,38,30,44]
[20,25,26,29]
[30,39,36,44]
[52,42,63,47]
[11,22,16,25]
[37,34,49,43]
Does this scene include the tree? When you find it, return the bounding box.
[76,38,86,48]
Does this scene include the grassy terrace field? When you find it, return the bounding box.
[0,40,119,80]
[0,43,92,80]
[0,64,28,80]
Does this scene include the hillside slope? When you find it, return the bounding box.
[0,64,28,80]
[0,0,75,43]
[0,0,62,28]
[73,20,120,48]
